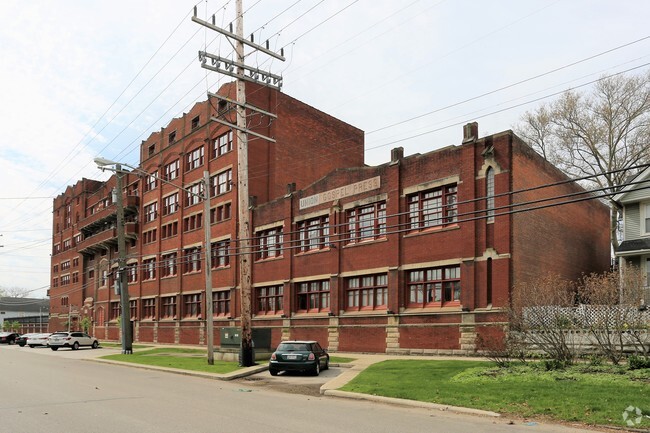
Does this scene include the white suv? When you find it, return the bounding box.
[48,332,99,351]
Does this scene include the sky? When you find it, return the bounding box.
[0,0,649,299]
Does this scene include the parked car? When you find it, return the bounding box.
[269,340,329,376]
[15,333,39,347]
[0,332,19,345]
[26,333,51,348]
[47,331,99,350]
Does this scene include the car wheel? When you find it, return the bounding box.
[312,362,320,376]
[29,345,35,348]
[323,358,329,370]
[269,368,279,376]
[9,339,15,345]
[72,341,80,350]
[91,341,99,349]
[51,347,58,351]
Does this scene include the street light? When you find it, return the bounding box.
[94,158,215,363]
[94,157,133,354]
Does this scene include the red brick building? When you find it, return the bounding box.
[49,84,610,354]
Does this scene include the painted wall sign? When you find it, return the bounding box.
[299,176,381,210]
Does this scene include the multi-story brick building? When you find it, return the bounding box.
[49,83,610,354]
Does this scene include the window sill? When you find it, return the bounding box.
[404,224,460,238]
[255,255,284,263]
[342,238,388,249]
[401,305,463,314]
[294,247,331,256]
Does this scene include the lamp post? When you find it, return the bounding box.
[94,157,132,354]
[94,158,214,361]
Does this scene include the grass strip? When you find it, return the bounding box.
[340,360,650,428]
[101,348,241,374]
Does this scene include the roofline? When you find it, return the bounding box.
[613,166,650,203]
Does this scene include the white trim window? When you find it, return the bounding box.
[643,202,650,236]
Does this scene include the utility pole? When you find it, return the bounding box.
[203,170,214,365]
[193,0,284,367]
[115,165,133,354]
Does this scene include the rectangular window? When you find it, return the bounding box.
[347,202,386,243]
[110,301,120,320]
[183,213,203,232]
[161,253,177,277]
[191,115,200,130]
[168,131,176,144]
[162,193,179,216]
[144,171,158,192]
[185,146,204,172]
[143,229,157,244]
[73,257,79,267]
[144,202,158,223]
[256,227,283,260]
[161,296,177,319]
[346,274,387,311]
[213,290,230,316]
[297,216,330,252]
[130,300,137,320]
[186,183,204,206]
[210,202,232,224]
[407,184,457,231]
[211,169,232,196]
[72,272,79,284]
[161,222,178,239]
[127,262,138,283]
[256,285,283,315]
[142,258,156,281]
[212,131,233,158]
[61,275,70,285]
[211,239,231,268]
[61,260,70,270]
[142,298,156,319]
[407,265,461,307]
[164,160,180,181]
[183,294,201,318]
[297,280,330,313]
[643,203,650,235]
[183,247,202,273]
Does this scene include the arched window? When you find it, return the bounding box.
[486,167,495,223]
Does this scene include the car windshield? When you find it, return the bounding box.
[278,343,310,351]
[50,333,68,337]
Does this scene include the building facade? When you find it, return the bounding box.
[49,84,610,354]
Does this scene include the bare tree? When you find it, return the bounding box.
[516,72,650,250]
[0,286,29,298]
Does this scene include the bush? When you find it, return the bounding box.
[628,355,650,370]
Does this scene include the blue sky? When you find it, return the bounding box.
[1,0,649,298]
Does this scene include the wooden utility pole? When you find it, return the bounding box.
[193,0,284,367]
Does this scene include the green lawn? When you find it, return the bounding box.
[340,360,650,428]
[101,348,242,374]
[329,355,356,364]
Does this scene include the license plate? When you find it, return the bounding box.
[286,354,298,360]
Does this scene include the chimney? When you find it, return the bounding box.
[390,147,404,164]
[462,122,478,143]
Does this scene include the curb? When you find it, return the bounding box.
[322,389,501,418]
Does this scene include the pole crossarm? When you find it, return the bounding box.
[192,9,285,62]
[199,51,283,90]
[207,91,278,119]
[210,116,276,143]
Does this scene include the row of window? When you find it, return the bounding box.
[52,257,79,274]
[102,266,461,322]
[144,131,234,192]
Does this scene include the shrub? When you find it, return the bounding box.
[628,355,650,370]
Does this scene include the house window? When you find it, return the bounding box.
[161,296,177,319]
[144,202,158,223]
[183,294,201,318]
[191,115,200,130]
[61,275,70,285]
[130,300,137,320]
[110,301,120,320]
[161,253,177,277]
[162,193,179,216]
[161,222,178,239]
[183,213,203,232]
[644,203,650,235]
[52,277,58,288]
[168,131,176,144]
[407,184,457,231]
[211,169,232,196]
[213,291,230,316]
[144,171,158,192]
[142,258,156,281]
[184,247,202,273]
[72,272,79,284]
[127,262,138,283]
[486,167,495,223]
[73,257,79,267]
[256,227,283,260]
[297,216,330,252]
[164,160,180,181]
[346,274,387,311]
[185,183,204,206]
[185,146,204,172]
[142,298,156,319]
[407,265,461,307]
[148,144,155,157]
[210,202,232,223]
[211,239,230,268]
[61,260,70,270]
[212,130,233,158]
[143,229,157,244]
[257,285,283,315]
[347,202,386,243]
[296,280,330,313]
